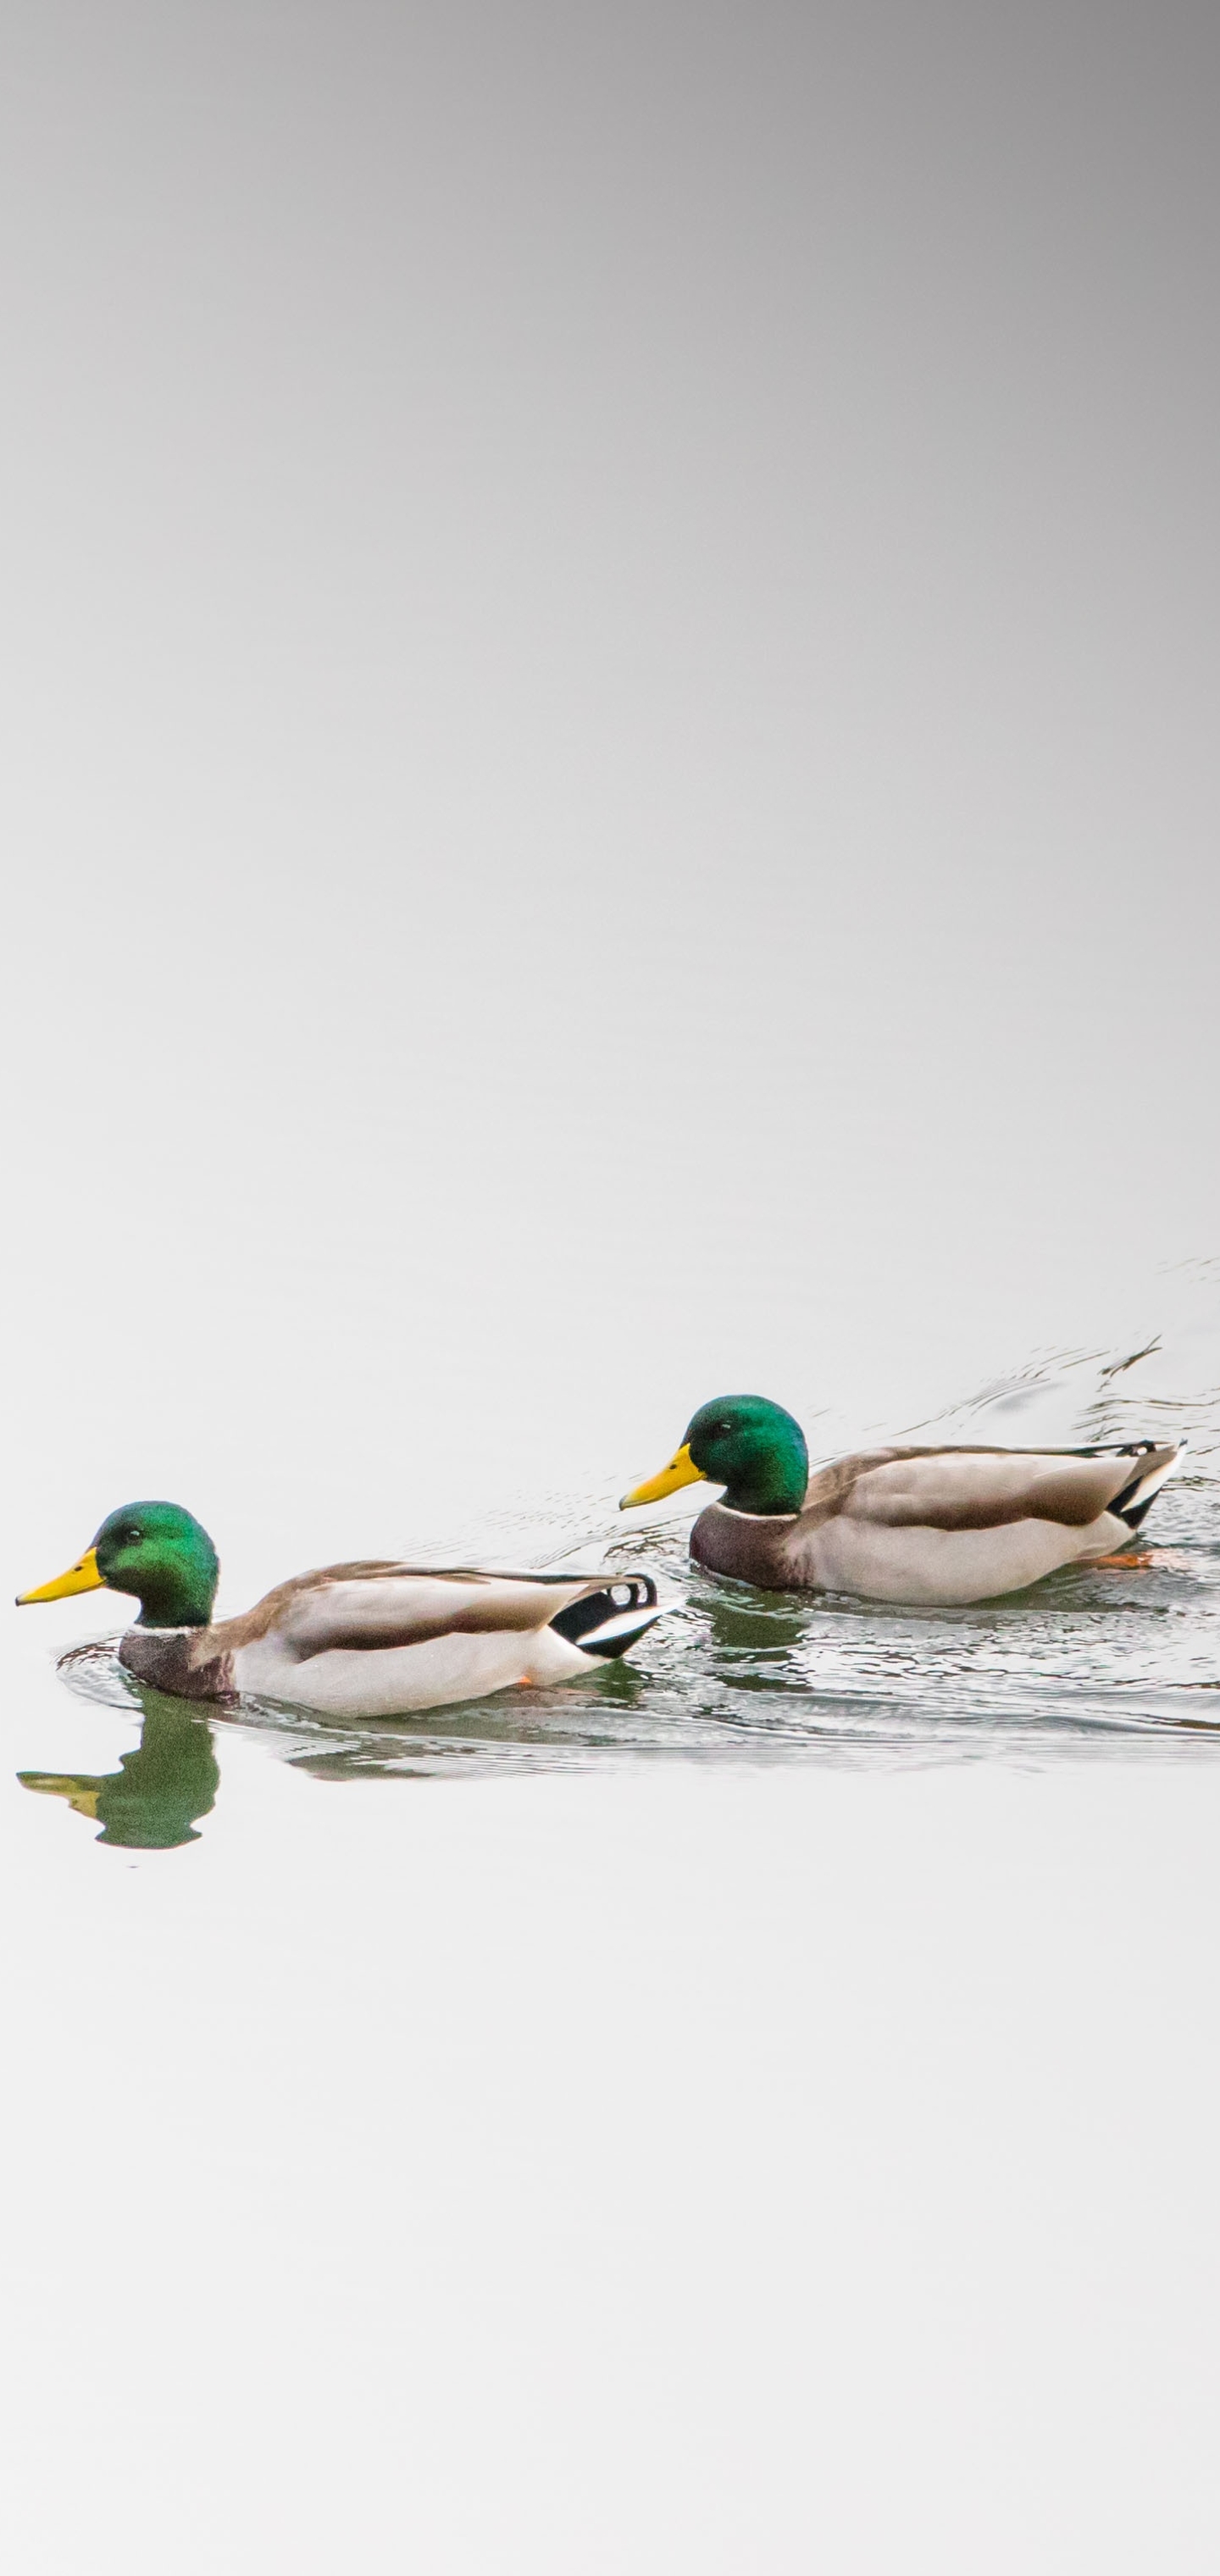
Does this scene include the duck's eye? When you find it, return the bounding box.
[120,1526,143,1546]
[714,1422,733,1437]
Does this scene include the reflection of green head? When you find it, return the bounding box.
[19,1702,219,1850]
[685,1395,810,1514]
[94,1502,220,1629]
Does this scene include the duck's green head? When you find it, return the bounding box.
[620,1395,809,1517]
[18,1502,220,1629]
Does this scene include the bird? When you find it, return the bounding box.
[17,1501,665,1714]
[620,1393,1185,1606]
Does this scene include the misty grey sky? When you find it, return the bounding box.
[3,0,1217,1582]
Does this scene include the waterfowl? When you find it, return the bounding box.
[17,1502,664,1714]
[620,1395,1186,1606]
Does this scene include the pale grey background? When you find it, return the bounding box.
[3,0,1217,1581]
[3,6,1219,2568]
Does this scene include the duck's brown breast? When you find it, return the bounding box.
[119,1626,238,1703]
[690,1504,802,1590]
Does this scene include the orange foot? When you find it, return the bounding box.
[1091,1552,1155,1569]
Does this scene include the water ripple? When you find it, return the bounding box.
[44,1298,1220,1787]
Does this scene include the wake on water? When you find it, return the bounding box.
[50,1257,1220,1779]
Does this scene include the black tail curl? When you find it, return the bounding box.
[549,1578,660,1660]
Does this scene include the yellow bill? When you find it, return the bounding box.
[17,1546,105,1606]
[619,1442,707,1510]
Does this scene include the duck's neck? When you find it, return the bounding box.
[721,1428,808,1516]
[130,1563,218,1629]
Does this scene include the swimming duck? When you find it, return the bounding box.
[620,1395,1185,1605]
[17,1502,664,1713]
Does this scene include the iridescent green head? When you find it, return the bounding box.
[18,1501,220,1629]
[621,1394,810,1517]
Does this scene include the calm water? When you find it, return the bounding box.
[7,1307,1220,2574]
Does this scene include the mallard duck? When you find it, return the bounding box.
[620,1395,1186,1605]
[17,1502,665,1713]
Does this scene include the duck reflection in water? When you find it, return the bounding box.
[19,1696,219,1849]
[700,1585,811,1685]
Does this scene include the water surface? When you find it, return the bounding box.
[18,1313,1220,1840]
[8,1307,1220,2576]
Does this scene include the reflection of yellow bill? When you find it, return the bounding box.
[17,1545,104,1605]
[19,1775,102,1821]
[620,1442,706,1509]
